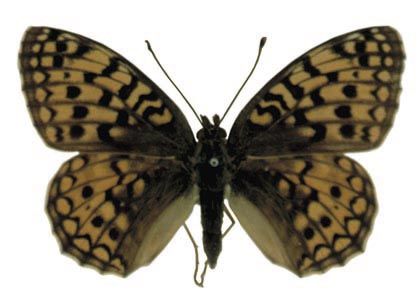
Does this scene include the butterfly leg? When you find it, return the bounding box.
[183,223,207,287]
[183,204,236,287]
[222,204,235,238]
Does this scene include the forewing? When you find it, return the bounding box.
[228,155,375,275]
[47,153,197,275]
[228,27,404,157]
[19,27,195,157]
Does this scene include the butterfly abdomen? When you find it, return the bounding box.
[199,189,224,269]
[196,154,226,269]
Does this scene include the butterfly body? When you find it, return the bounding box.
[19,26,404,284]
[195,115,231,268]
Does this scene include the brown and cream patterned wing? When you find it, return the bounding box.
[19,27,195,157]
[228,154,376,276]
[228,26,404,157]
[48,153,197,275]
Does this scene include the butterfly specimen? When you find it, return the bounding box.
[19,26,404,286]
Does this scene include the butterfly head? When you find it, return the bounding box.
[197,115,227,142]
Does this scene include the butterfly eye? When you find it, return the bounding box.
[209,157,219,167]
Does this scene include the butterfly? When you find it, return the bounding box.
[19,26,404,286]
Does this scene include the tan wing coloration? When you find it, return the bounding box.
[228,155,375,275]
[228,27,404,157]
[19,27,194,157]
[47,154,197,275]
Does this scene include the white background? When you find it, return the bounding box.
[1,0,419,299]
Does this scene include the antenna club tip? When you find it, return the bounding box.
[145,40,152,51]
[260,37,267,48]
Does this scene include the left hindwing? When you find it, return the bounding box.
[47,154,197,276]
[227,155,376,276]
[228,26,404,157]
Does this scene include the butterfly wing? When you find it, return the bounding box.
[227,26,404,157]
[48,153,197,275]
[228,155,375,275]
[19,27,195,157]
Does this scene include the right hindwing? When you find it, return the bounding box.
[228,155,376,276]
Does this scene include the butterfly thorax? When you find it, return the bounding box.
[194,115,230,268]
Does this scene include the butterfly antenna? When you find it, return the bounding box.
[219,37,267,124]
[145,40,203,125]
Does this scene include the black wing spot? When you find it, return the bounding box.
[82,185,94,198]
[320,216,332,228]
[74,45,90,57]
[310,124,326,142]
[52,55,64,67]
[333,43,352,58]
[283,78,304,99]
[109,228,120,241]
[56,41,67,52]
[360,29,374,40]
[72,106,88,119]
[304,227,315,240]
[98,90,113,107]
[326,72,338,82]
[303,59,321,76]
[118,78,137,100]
[91,216,104,227]
[84,72,97,83]
[67,86,81,99]
[342,85,357,98]
[340,124,355,138]
[335,105,352,119]
[48,29,60,40]
[102,59,118,76]
[330,186,342,198]
[97,124,114,143]
[310,90,325,105]
[293,110,308,125]
[355,41,366,53]
[359,54,370,67]
[70,125,85,139]
[116,110,129,126]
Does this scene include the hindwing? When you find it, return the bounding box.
[228,155,376,275]
[47,153,197,275]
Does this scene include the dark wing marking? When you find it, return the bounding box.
[227,26,404,158]
[19,27,195,157]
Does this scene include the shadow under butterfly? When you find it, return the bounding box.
[19,26,404,286]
